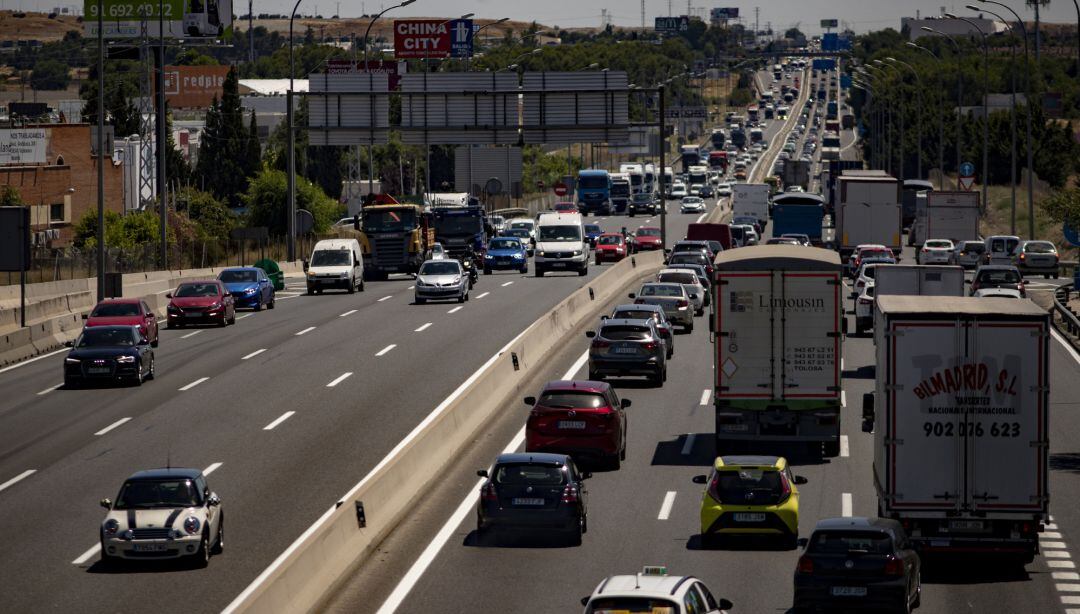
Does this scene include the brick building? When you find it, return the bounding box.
[0,123,124,246]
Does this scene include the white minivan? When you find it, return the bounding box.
[306,238,365,294]
[534,212,588,277]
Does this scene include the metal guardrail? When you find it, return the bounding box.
[1053,281,1080,337]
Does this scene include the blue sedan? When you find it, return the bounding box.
[584,223,604,248]
[483,238,529,274]
[218,267,276,310]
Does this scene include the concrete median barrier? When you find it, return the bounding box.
[224,250,665,614]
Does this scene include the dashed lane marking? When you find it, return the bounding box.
[699,389,711,405]
[181,330,202,339]
[296,326,316,336]
[658,491,677,520]
[501,281,514,287]
[0,470,36,494]
[327,372,353,387]
[37,383,62,396]
[178,377,209,391]
[840,435,850,457]
[340,309,357,317]
[94,417,132,436]
[263,411,295,431]
[415,323,432,332]
[376,345,397,357]
[448,306,463,314]
[379,296,393,302]
[476,292,490,299]
[242,349,266,360]
[841,493,852,517]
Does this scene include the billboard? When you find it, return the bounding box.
[655,16,689,33]
[0,128,49,165]
[159,65,229,108]
[711,7,739,21]
[812,58,837,71]
[393,19,473,59]
[84,0,233,40]
[325,60,407,90]
[820,19,839,28]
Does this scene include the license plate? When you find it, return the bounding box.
[558,420,586,430]
[132,543,168,552]
[830,587,867,597]
[550,262,566,267]
[733,512,766,522]
[87,367,110,375]
[721,424,749,432]
[185,312,202,318]
[512,498,544,506]
[949,520,984,530]
[614,347,638,354]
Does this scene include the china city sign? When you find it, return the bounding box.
[84,0,233,40]
[393,19,474,59]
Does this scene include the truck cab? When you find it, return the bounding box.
[576,170,612,216]
[610,173,631,214]
[431,204,488,264]
[359,202,433,280]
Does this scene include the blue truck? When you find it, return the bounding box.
[770,193,826,245]
[431,205,488,262]
[576,169,612,216]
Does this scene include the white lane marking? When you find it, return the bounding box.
[340,309,357,317]
[447,306,463,314]
[181,330,202,339]
[841,358,845,371]
[841,493,852,517]
[37,383,63,396]
[407,286,415,290]
[379,295,393,302]
[178,377,209,391]
[242,348,267,360]
[376,344,397,357]
[414,323,432,332]
[277,294,302,301]
[1043,541,1069,549]
[225,329,562,614]
[841,391,847,407]
[840,435,850,457]
[476,292,490,299]
[1045,532,1064,539]
[0,469,36,493]
[1048,523,1060,531]
[295,326,316,336]
[696,213,706,223]
[1046,550,1072,558]
[1050,560,1077,569]
[72,543,101,565]
[1062,596,1080,605]
[681,434,696,456]
[501,281,514,287]
[327,372,353,387]
[0,348,68,375]
[203,462,223,476]
[263,411,296,431]
[658,491,677,520]
[236,313,253,320]
[94,417,132,436]
[699,389,711,406]
[1056,572,1080,580]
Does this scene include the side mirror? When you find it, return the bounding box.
[523,396,536,406]
[81,313,89,320]
[100,498,112,509]
[476,469,489,478]
[794,475,808,485]
[628,293,636,299]
[621,398,632,409]
[165,292,173,298]
[692,474,708,484]
[302,260,309,272]
[797,537,809,549]
[600,315,609,321]
[964,278,972,284]
[719,598,734,611]
[580,597,590,607]
[841,318,849,335]
[585,331,596,338]
[207,495,221,507]
[64,340,74,347]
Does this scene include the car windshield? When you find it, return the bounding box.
[598,235,623,246]
[641,284,683,297]
[175,283,220,297]
[494,464,566,486]
[585,225,603,234]
[962,243,986,253]
[613,309,659,322]
[510,221,533,230]
[978,269,1021,284]
[91,303,141,317]
[808,531,894,555]
[632,194,652,202]
[434,215,482,235]
[600,325,651,341]
[670,254,707,266]
[731,227,746,240]
[420,262,461,276]
[363,208,418,233]
[538,225,581,242]
[538,391,606,409]
[860,250,890,260]
[77,327,137,347]
[578,175,608,189]
[926,241,952,249]
[310,250,352,267]
[711,469,785,505]
[219,270,258,283]
[1025,242,1056,254]
[637,228,660,237]
[586,598,679,613]
[489,239,521,250]
[503,229,530,238]
[114,479,201,509]
[659,272,697,285]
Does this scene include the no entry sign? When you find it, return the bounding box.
[394,19,474,59]
[553,182,569,197]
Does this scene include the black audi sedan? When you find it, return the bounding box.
[64,325,155,388]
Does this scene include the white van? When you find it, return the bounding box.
[306,238,365,294]
[984,235,1020,267]
[534,212,588,277]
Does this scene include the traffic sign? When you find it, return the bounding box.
[1064,223,1080,247]
[394,19,474,59]
[655,16,690,33]
[959,176,976,191]
[959,161,975,177]
[553,182,569,197]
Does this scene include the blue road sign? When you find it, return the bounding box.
[959,161,975,177]
[449,19,473,58]
[1065,223,1080,247]
[822,33,839,51]
[812,58,836,70]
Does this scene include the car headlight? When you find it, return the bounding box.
[244,287,258,294]
[572,250,583,257]
[513,253,524,259]
[536,251,546,258]
[167,304,180,312]
[306,271,316,278]
[183,516,201,535]
[65,357,80,364]
[116,355,136,364]
[207,303,222,311]
[103,519,119,536]
[453,276,462,284]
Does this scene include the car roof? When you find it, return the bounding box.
[813,516,900,532]
[716,245,842,271]
[220,266,261,272]
[592,574,699,599]
[612,303,662,312]
[177,279,222,286]
[658,268,699,276]
[81,324,139,332]
[421,259,461,267]
[494,452,569,466]
[599,232,624,238]
[96,298,141,304]
[541,380,610,394]
[126,468,203,481]
[715,455,786,470]
[602,318,654,329]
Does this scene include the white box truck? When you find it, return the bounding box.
[865,296,1049,564]
[909,191,980,246]
[856,264,966,334]
[837,171,901,259]
[732,183,770,228]
[713,245,845,456]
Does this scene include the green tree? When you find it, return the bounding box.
[243,168,344,235]
[1040,187,1080,227]
[72,209,169,250]
[0,185,24,206]
[178,188,236,239]
[196,67,262,207]
[30,59,70,90]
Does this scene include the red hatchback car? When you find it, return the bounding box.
[524,380,630,469]
[83,298,159,347]
[633,227,663,251]
[594,233,629,264]
[553,201,578,213]
[166,280,236,328]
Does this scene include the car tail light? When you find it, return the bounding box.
[706,475,722,502]
[884,556,904,576]
[921,248,928,253]
[677,300,689,308]
[561,485,580,503]
[481,482,498,502]
[796,555,815,574]
[1019,253,1026,261]
[592,339,611,349]
[643,341,657,351]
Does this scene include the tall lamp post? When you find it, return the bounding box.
[874,60,905,180]
[852,80,877,166]
[863,65,893,175]
[945,13,989,210]
[96,0,105,300]
[886,57,924,180]
[921,26,963,190]
[907,42,947,188]
[286,0,304,262]
[978,0,1035,239]
[468,17,510,71]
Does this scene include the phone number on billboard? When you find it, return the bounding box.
[87,3,174,18]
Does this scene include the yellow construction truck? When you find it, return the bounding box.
[356,195,435,280]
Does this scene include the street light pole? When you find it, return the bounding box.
[973,5,1018,232]
[875,60,905,180]
[945,14,989,211]
[468,17,509,71]
[887,58,923,180]
[286,0,303,263]
[907,42,947,188]
[922,27,963,190]
[96,0,105,301]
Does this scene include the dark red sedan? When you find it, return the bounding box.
[166,280,236,328]
[553,201,578,213]
[524,380,629,470]
[84,298,159,347]
[633,226,663,251]
[594,233,629,264]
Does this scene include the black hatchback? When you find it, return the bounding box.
[794,517,921,613]
[476,453,589,545]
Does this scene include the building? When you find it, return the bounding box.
[0,124,125,246]
[903,14,1007,41]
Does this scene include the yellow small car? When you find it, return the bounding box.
[694,455,807,549]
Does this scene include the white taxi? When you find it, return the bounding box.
[582,566,732,613]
